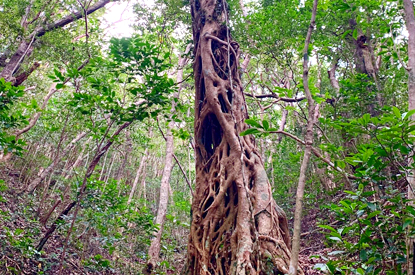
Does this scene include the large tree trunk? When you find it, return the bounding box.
[183,1,294,274]
[403,0,415,273]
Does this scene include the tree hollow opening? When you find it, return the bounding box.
[201,113,223,160]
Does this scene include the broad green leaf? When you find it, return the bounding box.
[262,120,269,130]
[353,29,358,40]
[245,118,262,128]
[240,128,260,136]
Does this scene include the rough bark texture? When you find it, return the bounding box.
[403,0,415,273]
[183,1,293,274]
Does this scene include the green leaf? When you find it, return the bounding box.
[328,236,342,242]
[357,268,365,275]
[262,120,269,130]
[245,118,262,128]
[353,29,358,40]
[360,249,368,262]
[318,224,336,232]
[392,106,401,119]
[240,128,260,136]
[403,218,413,230]
[404,109,415,120]
[342,30,352,39]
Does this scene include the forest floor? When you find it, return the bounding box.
[0,166,331,274]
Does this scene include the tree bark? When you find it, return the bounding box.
[128,148,148,205]
[277,108,288,144]
[403,0,415,273]
[144,125,174,273]
[183,1,294,274]
[288,0,319,274]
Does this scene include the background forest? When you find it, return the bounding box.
[1,0,415,274]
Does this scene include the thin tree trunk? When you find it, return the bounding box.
[36,121,131,253]
[116,131,132,181]
[39,138,91,225]
[65,137,91,179]
[288,1,318,274]
[128,148,148,205]
[36,172,54,217]
[145,44,192,273]
[140,167,148,203]
[105,153,116,184]
[26,132,87,193]
[277,108,288,144]
[99,150,109,181]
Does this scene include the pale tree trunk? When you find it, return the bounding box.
[66,137,91,180]
[183,1,295,274]
[288,0,318,274]
[277,108,288,144]
[140,167,148,203]
[26,132,87,193]
[144,44,192,273]
[328,58,340,92]
[128,148,149,205]
[99,151,109,181]
[403,0,415,273]
[144,126,174,273]
[116,131,132,182]
[116,131,132,196]
[239,0,251,72]
[104,153,116,187]
[39,137,91,226]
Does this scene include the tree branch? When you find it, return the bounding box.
[269,130,356,180]
[244,92,306,102]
